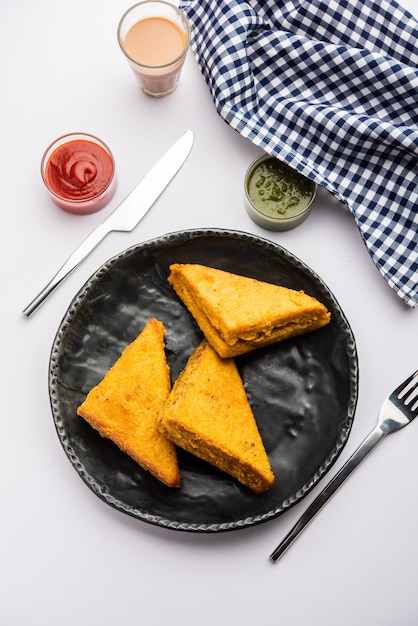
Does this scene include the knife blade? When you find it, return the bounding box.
[23,130,194,317]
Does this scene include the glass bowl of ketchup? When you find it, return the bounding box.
[41,133,116,214]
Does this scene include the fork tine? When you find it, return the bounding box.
[393,370,418,399]
[404,383,418,413]
[395,370,418,414]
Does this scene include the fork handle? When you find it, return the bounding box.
[270,425,386,562]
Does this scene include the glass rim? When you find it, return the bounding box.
[117,0,191,70]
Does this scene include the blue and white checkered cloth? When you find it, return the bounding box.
[180,0,418,307]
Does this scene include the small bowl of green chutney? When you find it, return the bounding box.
[244,154,316,231]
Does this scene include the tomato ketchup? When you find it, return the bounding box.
[41,133,116,214]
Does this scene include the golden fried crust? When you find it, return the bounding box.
[168,263,331,357]
[159,340,275,494]
[77,318,180,488]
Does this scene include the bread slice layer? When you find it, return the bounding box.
[159,340,275,494]
[77,318,180,488]
[168,263,331,357]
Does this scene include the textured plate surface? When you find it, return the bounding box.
[49,229,358,532]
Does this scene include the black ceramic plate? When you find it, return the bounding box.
[49,229,358,532]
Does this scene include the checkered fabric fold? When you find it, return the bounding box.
[180,0,418,307]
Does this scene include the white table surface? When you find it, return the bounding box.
[2,1,417,624]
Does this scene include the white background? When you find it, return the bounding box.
[1,1,417,624]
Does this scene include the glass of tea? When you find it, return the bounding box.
[117,1,190,97]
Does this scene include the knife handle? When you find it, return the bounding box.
[23,222,110,317]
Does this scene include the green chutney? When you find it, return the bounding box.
[247,158,315,217]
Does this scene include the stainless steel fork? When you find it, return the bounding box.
[270,369,418,563]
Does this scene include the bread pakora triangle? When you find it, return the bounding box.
[77,318,180,488]
[168,263,331,358]
[159,340,275,494]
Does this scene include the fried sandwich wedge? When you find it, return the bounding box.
[168,263,331,358]
[159,340,275,494]
[77,318,181,488]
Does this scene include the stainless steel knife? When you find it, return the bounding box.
[23,130,194,317]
